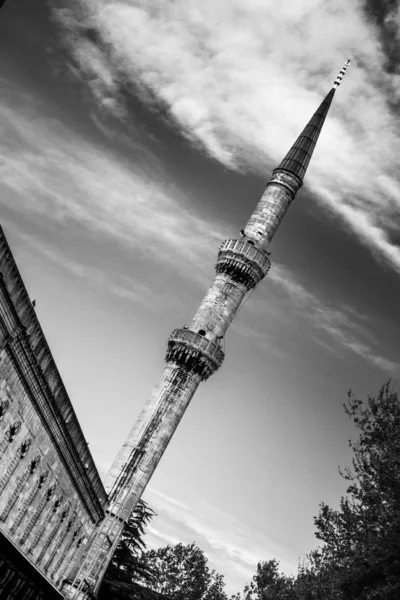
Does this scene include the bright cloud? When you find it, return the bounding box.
[0,91,223,286]
[52,0,400,275]
[0,84,396,374]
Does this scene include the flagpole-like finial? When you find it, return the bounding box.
[333,59,351,89]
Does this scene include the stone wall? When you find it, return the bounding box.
[0,226,108,595]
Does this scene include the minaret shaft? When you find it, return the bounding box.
[244,170,301,249]
[63,61,350,600]
[191,274,248,338]
[106,365,201,514]
[63,365,201,597]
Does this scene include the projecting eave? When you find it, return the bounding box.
[0,226,108,522]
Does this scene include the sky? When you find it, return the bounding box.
[1,0,400,594]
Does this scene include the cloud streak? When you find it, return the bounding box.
[144,485,298,594]
[0,88,224,287]
[52,0,400,277]
[14,230,161,308]
[268,263,398,374]
[0,73,395,374]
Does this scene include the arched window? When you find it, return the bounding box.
[19,439,31,459]
[29,456,41,474]
[0,400,9,421]
[8,421,21,443]
[38,472,48,489]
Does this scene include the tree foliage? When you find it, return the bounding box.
[312,382,400,599]
[242,382,400,600]
[241,559,295,600]
[139,542,230,600]
[106,498,156,585]
[106,510,231,599]
[106,383,400,600]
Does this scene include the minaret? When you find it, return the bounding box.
[63,60,350,599]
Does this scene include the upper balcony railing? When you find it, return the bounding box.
[219,239,271,271]
[168,328,224,364]
[216,238,271,289]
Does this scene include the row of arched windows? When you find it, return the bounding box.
[0,388,85,585]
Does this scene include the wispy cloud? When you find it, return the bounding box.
[268,264,398,374]
[52,0,400,276]
[0,75,395,374]
[0,89,224,287]
[14,230,162,308]
[143,485,298,594]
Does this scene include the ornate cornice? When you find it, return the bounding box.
[268,169,303,198]
[216,238,271,289]
[166,329,224,381]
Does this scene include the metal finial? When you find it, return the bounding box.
[333,59,350,89]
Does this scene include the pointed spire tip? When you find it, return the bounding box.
[332,59,351,89]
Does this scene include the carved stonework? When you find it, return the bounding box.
[53,525,82,584]
[9,470,49,535]
[0,227,107,597]
[0,457,39,521]
[37,504,70,565]
[0,400,9,421]
[0,228,107,526]
[269,168,303,197]
[0,439,32,497]
[216,238,271,289]
[19,482,56,546]
[0,420,21,461]
[166,329,224,381]
[7,420,21,443]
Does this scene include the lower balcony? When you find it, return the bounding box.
[166,329,224,382]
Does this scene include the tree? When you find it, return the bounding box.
[242,382,400,600]
[311,382,400,599]
[204,571,230,600]
[106,498,156,585]
[139,542,230,600]
[241,559,295,600]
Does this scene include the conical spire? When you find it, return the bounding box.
[275,59,350,182]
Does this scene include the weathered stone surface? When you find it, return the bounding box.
[244,170,301,249]
[67,363,202,596]
[216,238,271,289]
[0,226,108,595]
[190,273,248,339]
[62,81,341,598]
[166,328,224,381]
[0,530,63,600]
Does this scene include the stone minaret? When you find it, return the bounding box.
[64,60,350,599]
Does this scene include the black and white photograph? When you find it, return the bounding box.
[0,1,399,599]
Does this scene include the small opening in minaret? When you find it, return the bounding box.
[198,330,206,336]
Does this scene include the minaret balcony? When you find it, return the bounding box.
[216,238,271,289]
[166,329,225,381]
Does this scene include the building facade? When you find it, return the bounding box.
[0,228,108,599]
